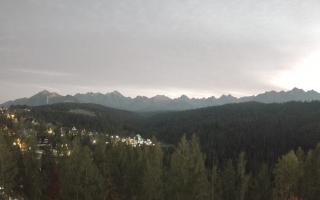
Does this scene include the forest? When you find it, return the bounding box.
[1,130,320,200]
[2,102,320,199]
[20,102,320,168]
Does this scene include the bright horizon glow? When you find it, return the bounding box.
[272,50,320,91]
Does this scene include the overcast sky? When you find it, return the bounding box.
[1,0,320,102]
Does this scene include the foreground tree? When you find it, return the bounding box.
[247,163,272,200]
[141,141,164,200]
[0,134,18,198]
[59,142,104,200]
[209,163,222,200]
[302,144,320,200]
[236,152,250,200]
[221,159,236,200]
[273,151,301,200]
[169,135,209,200]
[22,135,43,200]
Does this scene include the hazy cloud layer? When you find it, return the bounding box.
[1,0,320,102]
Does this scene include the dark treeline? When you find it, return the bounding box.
[144,101,320,169]
[1,131,320,200]
[19,102,320,170]
[17,103,143,136]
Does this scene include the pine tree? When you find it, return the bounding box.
[189,135,210,200]
[141,141,164,200]
[221,159,236,200]
[169,135,209,200]
[59,142,104,200]
[273,150,301,200]
[247,163,272,200]
[209,163,222,200]
[22,135,43,200]
[236,152,250,200]
[0,133,18,198]
[301,144,320,200]
[40,147,58,200]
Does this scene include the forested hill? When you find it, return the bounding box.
[4,103,320,200]
[12,101,320,166]
[16,103,143,135]
[144,101,320,165]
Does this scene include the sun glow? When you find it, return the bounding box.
[272,50,320,91]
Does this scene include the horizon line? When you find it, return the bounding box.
[2,87,317,104]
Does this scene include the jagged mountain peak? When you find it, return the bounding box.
[37,89,50,95]
[3,88,320,111]
[290,87,305,93]
[35,90,61,97]
[177,95,189,100]
[108,90,124,97]
[151,95,171,101]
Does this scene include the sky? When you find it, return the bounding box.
[1,0,320,103]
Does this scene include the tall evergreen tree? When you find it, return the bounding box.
[141,141,164,200]
[273,150,301,200]
[59,142,104,200]
[169,135,209,200]
[209,163,222,200]
[247,163,272,200]
[236,152,250,200]
[0,133,18,198]
[302,144,320,200]
[92,140,108,198]
[221,159,236,200]
[22,135,43,200]
[40,147,59,200]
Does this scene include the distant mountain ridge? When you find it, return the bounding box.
[3,88,320,111]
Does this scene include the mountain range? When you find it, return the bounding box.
[2,88,320,111]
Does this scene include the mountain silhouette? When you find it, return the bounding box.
[3,88,320,111]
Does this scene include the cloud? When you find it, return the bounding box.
[1,0,320,100]
[9,68,74,77]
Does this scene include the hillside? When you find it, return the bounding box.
[15,103,143,135]
[4,102,320,200]
[11,101,320,166]
[144,101,320,165]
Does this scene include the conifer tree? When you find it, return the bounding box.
[221,159,236,200]
[141,141,164,200]
[302,144,320,200]
[247,163,272,200]
[209,163,222,200]
[0,133,18,198]
[169,135,209,200]
[273,150,301,200]
[236,152,250,200]
[59,142,104,200]
[22,135,43,200]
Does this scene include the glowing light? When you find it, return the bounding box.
[47,128,53,135]
[272,50,320,91]
[14,138,28,152]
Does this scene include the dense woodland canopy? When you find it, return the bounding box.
[19,102,320,167]
[2,101,320,199]
[1,130,320,200]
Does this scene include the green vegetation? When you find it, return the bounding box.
[68,109,96,117]
[2,101,320,199]
[2,127,320,200]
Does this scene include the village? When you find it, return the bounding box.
[0,107,154,160]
